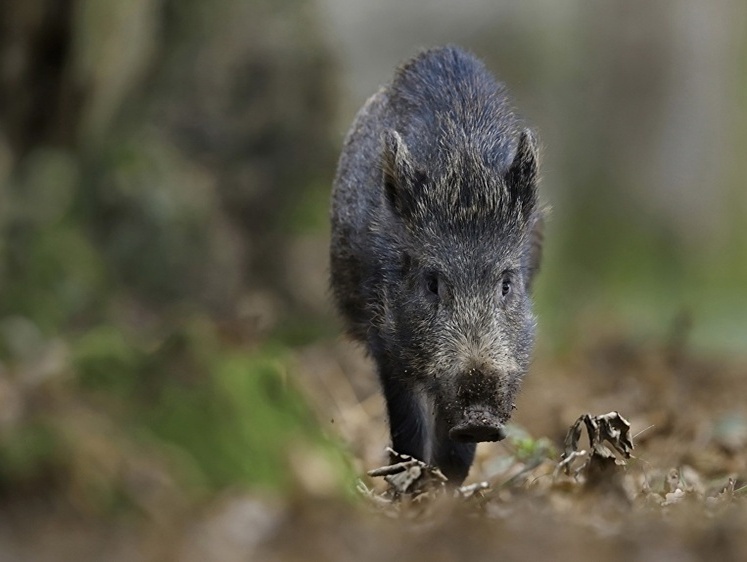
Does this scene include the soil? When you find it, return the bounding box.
[2,332,746,561]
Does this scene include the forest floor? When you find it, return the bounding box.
[2,326,746,561]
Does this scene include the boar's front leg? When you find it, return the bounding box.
[378,362,477,484]
[378,365,429,467]
[433,433,477,485]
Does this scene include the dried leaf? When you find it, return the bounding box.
[558,412,634,486]
[367,448,447,498]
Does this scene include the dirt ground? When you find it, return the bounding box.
[1,328,745,561]
[285,330,747,560]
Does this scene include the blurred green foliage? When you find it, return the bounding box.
[0,422,62,490]
[0,318,354,506]
[130,337,334,491]
[504,424,556,465]
[0,0,348,511]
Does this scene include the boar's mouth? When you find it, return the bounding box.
[448,410,506,443]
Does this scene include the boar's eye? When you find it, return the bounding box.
[425,272,440,297]
[423,271,449,302]
[423,270,449,302]
[500,274,512,298]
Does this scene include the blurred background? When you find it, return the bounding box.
[0,0,745,559]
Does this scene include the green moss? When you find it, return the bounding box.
[2,223,107,331]
[0,422,62,490]
[73,325,146,396]
[140,345,352,491]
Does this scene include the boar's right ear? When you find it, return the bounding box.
[382,129,423,218]
[505,129,539,220]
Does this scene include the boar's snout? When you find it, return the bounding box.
[448,410,506,443]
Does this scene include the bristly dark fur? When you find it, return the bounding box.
[330,45,543,484]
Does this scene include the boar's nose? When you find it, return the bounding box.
[449,412,506,443]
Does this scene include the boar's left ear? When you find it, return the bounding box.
[505,129,539,219]
[524,213,544,292]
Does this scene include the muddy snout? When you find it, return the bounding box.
[448,410,506,443]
